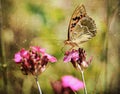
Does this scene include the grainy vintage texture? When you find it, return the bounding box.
[0,0,120,94]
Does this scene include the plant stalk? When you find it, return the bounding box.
[0,0,8,94]
[35,76,42,94]
[78,64,87,94]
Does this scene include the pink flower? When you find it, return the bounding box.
[63,48,92,69]
[63,49,79,62]
[14,46,57,76]
[51,75,84,94]
[61,75,84,91]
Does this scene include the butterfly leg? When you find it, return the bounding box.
[69,42,79,50]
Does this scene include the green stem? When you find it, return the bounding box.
[35,76,42,94]
[78,65,87,94]
[0,0,7,94]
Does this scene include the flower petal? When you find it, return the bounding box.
[71,51,79,61]
[31,46,46,54]
[63,50,79,63]
[14,52,22,63]
[44,53,57,62]
[63,55,72,62]
[61,75,84,91]
[19,48,29,58]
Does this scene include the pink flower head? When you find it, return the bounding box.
[51,75,84,94]
[14,46,57,75]
[63,49,79,63]
[63,48,92,69]
[61,75,84,91]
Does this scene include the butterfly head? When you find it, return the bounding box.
[64,39,79,48]
[64,40,70,45]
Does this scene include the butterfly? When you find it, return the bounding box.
[64,4,97,48]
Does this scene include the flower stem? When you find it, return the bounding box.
[78,65,87,94]
[35,76,42,94]
[0,1,8,94]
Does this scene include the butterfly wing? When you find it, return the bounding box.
[68,4,87,41]
[71,16,97,44]
[67,4,96,45]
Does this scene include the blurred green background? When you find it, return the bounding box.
[0,0,120,94]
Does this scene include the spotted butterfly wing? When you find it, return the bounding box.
[65,4,97,47]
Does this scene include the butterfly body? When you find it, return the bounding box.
[65,4,97,48]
